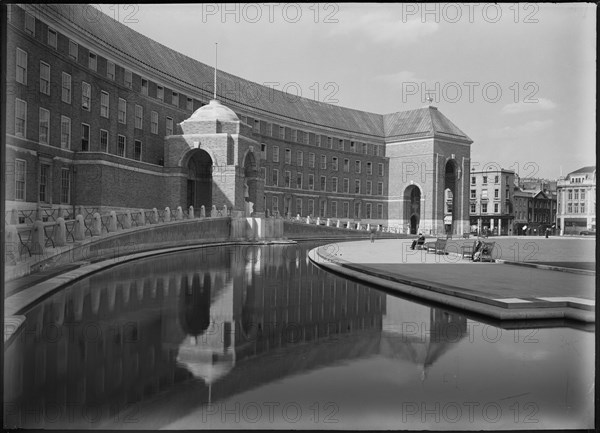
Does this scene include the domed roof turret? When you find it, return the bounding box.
[189,99,239,122]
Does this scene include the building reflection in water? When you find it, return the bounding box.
[4,243,467,429]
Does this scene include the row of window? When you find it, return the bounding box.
[268,196,384,219]
[566,188,587,201]
[264,168,384,194]
[470,189,502,199]
[13,158,71,203]
[471,175,508,185]
[267,146,385,175]
[470,203,503,214]
[567,203,587,214]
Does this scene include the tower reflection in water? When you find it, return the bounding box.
[4,243,467,429]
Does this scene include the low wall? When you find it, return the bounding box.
[283,220,405,240]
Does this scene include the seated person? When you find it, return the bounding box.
[472,240,490,261]
[411,233,426,250]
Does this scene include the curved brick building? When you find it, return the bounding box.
[5,4,473,235]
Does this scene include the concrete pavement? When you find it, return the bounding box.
[309,238,596,323]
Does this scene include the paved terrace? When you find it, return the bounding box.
[309,236,596,323]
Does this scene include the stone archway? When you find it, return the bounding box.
[404,185,421,234]
[187,149,213,210]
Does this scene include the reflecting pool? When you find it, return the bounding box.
[3,241,594,430]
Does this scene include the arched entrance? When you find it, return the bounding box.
[404,185,421,234]
[187,150,213,209]
[444,160,458,234]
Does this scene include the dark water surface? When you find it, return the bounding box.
[3,241,594,430]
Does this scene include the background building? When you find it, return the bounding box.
[513,189,557,235]
[468,168,515,235]
[556,166,596,235]
[5,4,473,234]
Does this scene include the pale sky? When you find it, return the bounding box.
[99,3,596,179]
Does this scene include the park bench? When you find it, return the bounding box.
[425,238,447,255]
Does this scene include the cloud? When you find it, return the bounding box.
[501,98,557,114]
[490,119,554,138]
[328,8,439,45]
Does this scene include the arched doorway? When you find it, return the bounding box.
[404,185,421,234]
[187,150,212,209]
[444,160,458,234]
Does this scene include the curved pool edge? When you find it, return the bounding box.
[4,239,296,348]
[308,246,595,324]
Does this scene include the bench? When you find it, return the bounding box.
[425,238,447,254]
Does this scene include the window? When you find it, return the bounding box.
[124,70,132,89]
[61,116,71,149]
[140,78,149,96]
[100,129,108,152]
[273,145,280,162]
[172,92,179,107]
[362,143,368,154]
[117,135,126,157]
[296,150,303,167]
[267,123,273,137]
[285,148,291,164]
[574,203,579,214]
[343,202,349,218]
[494,189,499,199]
[61,169,71,204]
[40,61,50,94]
[319,200,326,217]
[157,86,164,101]
[366,203,372,219]
[309,153,315,168]
[470,203,476,213]
[332,177,338,193]
[378,163,384,176]
[321,155,327,169]
[355,160,361,173]
[272,169,279,186]
[350,141,356,152]
[254,119,260,134]
[574,190,579,200]
[88,52,97,71]
[567,189,572,200]
[366,162,372,175]
[332,157,338,171]
[377,204,383,219]
[471,176,476,184]
[135,105,143,129]
[187,97,193,110]
[308,199,314,216]
[377,182,383,196]
[151,111,158,134]
[482,176,488,184]
[166,117,173,135]
[48,28,57,48]
[284,170,291,188]
[25,12,35,35]
[366,181,372,195]
[581,203,585,213]
[279,126,285,139]
[308,174,314,190]
[296,172,303,189]
[482,203,487,213]
[567,203,572,213]
[354,202,361,219]
[355,180,361,194]
[100,91,109,118]
[292,129,298,142]
[377,145,384,157]
[69,40,78,60]
[39,108,49,144]
[296,198,302,215]
[343,178,349,193]
[16,48,27,85]
[331,201,338,217]
[62,73,71,103]
[81,82,91,110]
[81,124,90,151]
[107,61,115,80]
[338,139,344,150]
[15,99,26,137]
[343,159,349,173]
[134,140,142,161]
[39,164,50,203]
[316,134,321,147]
[327,137,333,148]
[320,176,326,191]
[581,189,586,200]
[494,203,499,213]
[15,159,26,200]
[118,98,126,123]
[261,167,267,180]
[470,189,476,199]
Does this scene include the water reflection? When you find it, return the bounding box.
[3,242,593,430]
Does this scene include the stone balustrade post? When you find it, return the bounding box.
[138,209,146,226]
[176,206,183,220]
[92,213,101,236]
[55,217,67,246]
[200,205,206,217]
[74,215,85,240]
[152,208,159,224]
[366,223,371,231]
[326,218,331,227]
[124,211,132,229]
[164,207,171,222]
[306,216,310,224]
[356,222,361,230]
[31,221,45,254]
[211,205,217,217]
[316,217,321,225]
[296,214,300,221]
[109,211,118,232]
[336,219,341,228]
[188,206,194,219]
